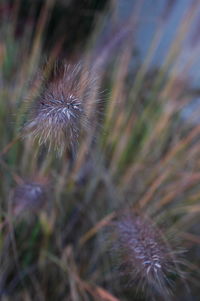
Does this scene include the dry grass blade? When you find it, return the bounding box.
[79,212,116,246]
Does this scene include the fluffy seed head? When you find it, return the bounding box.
[110,213,180,297]
[24,62,98,154]
[11,182,47,216]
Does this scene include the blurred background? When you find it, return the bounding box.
[1,0,200,300]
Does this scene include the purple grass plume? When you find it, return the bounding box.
[110,212,182,298]
[24,62,99,155]
[11,182,47,217]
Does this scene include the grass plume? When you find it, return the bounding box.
[24,62,99,155]
[110,212,182,298]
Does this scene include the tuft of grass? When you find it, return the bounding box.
[23,62,99,155]
[109,212,184,299]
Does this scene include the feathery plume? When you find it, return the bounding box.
[24,62,99,155]
[110,212,182,298]
[11,182,47,217]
